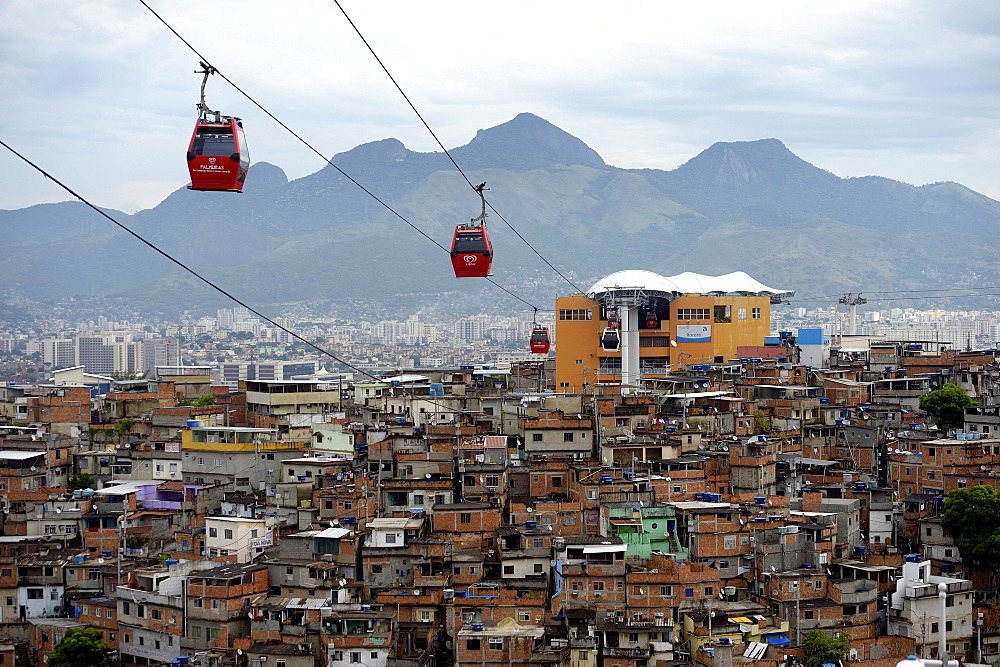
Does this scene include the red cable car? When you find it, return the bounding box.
[451,182,493,278]
[607,311,620,329]
[645,311,659,329]
[186,62,249,193]
[529,327,551,354]
[450,224,493,277]
[186,117,249,192]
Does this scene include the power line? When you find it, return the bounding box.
[137,0,554,311]
[0,138,383,383]
[329,0,586,294]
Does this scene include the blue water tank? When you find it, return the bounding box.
[855,546,865,557]
[754,496,766,505]
[525,520,537,530]
[430,383,444,396]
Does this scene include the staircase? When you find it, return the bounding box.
[14,641,33,667]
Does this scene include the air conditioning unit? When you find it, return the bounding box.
[571,592,579,598]
[594,592,602,598]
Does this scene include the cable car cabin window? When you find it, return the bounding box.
[192,129,236,157]
[453,232,487,253]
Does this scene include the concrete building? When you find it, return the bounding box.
[555,270,792,392]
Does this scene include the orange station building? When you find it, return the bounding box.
[554,270,793,392]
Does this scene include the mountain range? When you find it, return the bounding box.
[3,111,1000,318]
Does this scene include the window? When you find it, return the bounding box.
[552,476,563,487]
[660,585,672,596]
[122,601,130,614]
[485,474,499,487]
[713,305,731,323]
[460,513,472,524]
[533,538,544,548]
[534,563,544,573]
[413,494,425,505]
[718,560,730,569]
[562,432,574,442]
[519,610,531,622]
[44,525,56,535]
[466,639,481,650]
[371,565,383,574]
[705,587,714,596]
[579,651,590,661]
[559,308,592,321]
[151,608,161,620]
[752,307,762,319]
[593,581,605,591]
[419,610,432,622]
[214,458,223,467]
[738,307,747,320]
[208,527,218,538]
[804,610,815,619]
[684,588,694,598]
[224,529,234,540]
[385,533,397,544]
[350,652,362,664]
[169,463,178,473]
[676,308,710,321]
[192,599,202,608]
[488,638,504,650]
[532,433,543,442]
[276,661,286,667]
[136,604,145,618]
[503,566,515,575]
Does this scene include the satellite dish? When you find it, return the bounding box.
[425,473,431,479]
[526,507,533,513]
[123,443,130,449]
[413,590,421,596]
[237,650,243,657]
[30,466,36,472]
[98,558,105,564]
[55,508,61,514]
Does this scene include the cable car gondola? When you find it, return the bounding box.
[186,62,249,193]
[450,182,492,278]
[529,328,551,354]
[601,327,620,352]
[645,311,659,329]
[607,309,620,329]
[529,310,550,354]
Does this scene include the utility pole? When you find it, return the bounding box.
[839,293,867,336]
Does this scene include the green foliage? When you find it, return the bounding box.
[125,536,148,549]
[942,485,1000,567]
[68,473,95,491]
[48,627,108,667]
[113,418,135,444]
[803,630,851,667]
[753,409,772,434]
[110,370,148,381]
[180,393,218,407]
[919,382,977,433]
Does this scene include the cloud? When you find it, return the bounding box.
[1,0,998,213]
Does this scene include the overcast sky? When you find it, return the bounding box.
[2,0,998,214]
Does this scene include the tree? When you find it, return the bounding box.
[48,627,108,667]
[919,382,977,433]
[68,473,95,491]
[942,485,1000,568]
[803,630,851,667]
[113,418,135,444]
[110,370,149,381]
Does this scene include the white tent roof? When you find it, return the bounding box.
[586,270,792,298]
